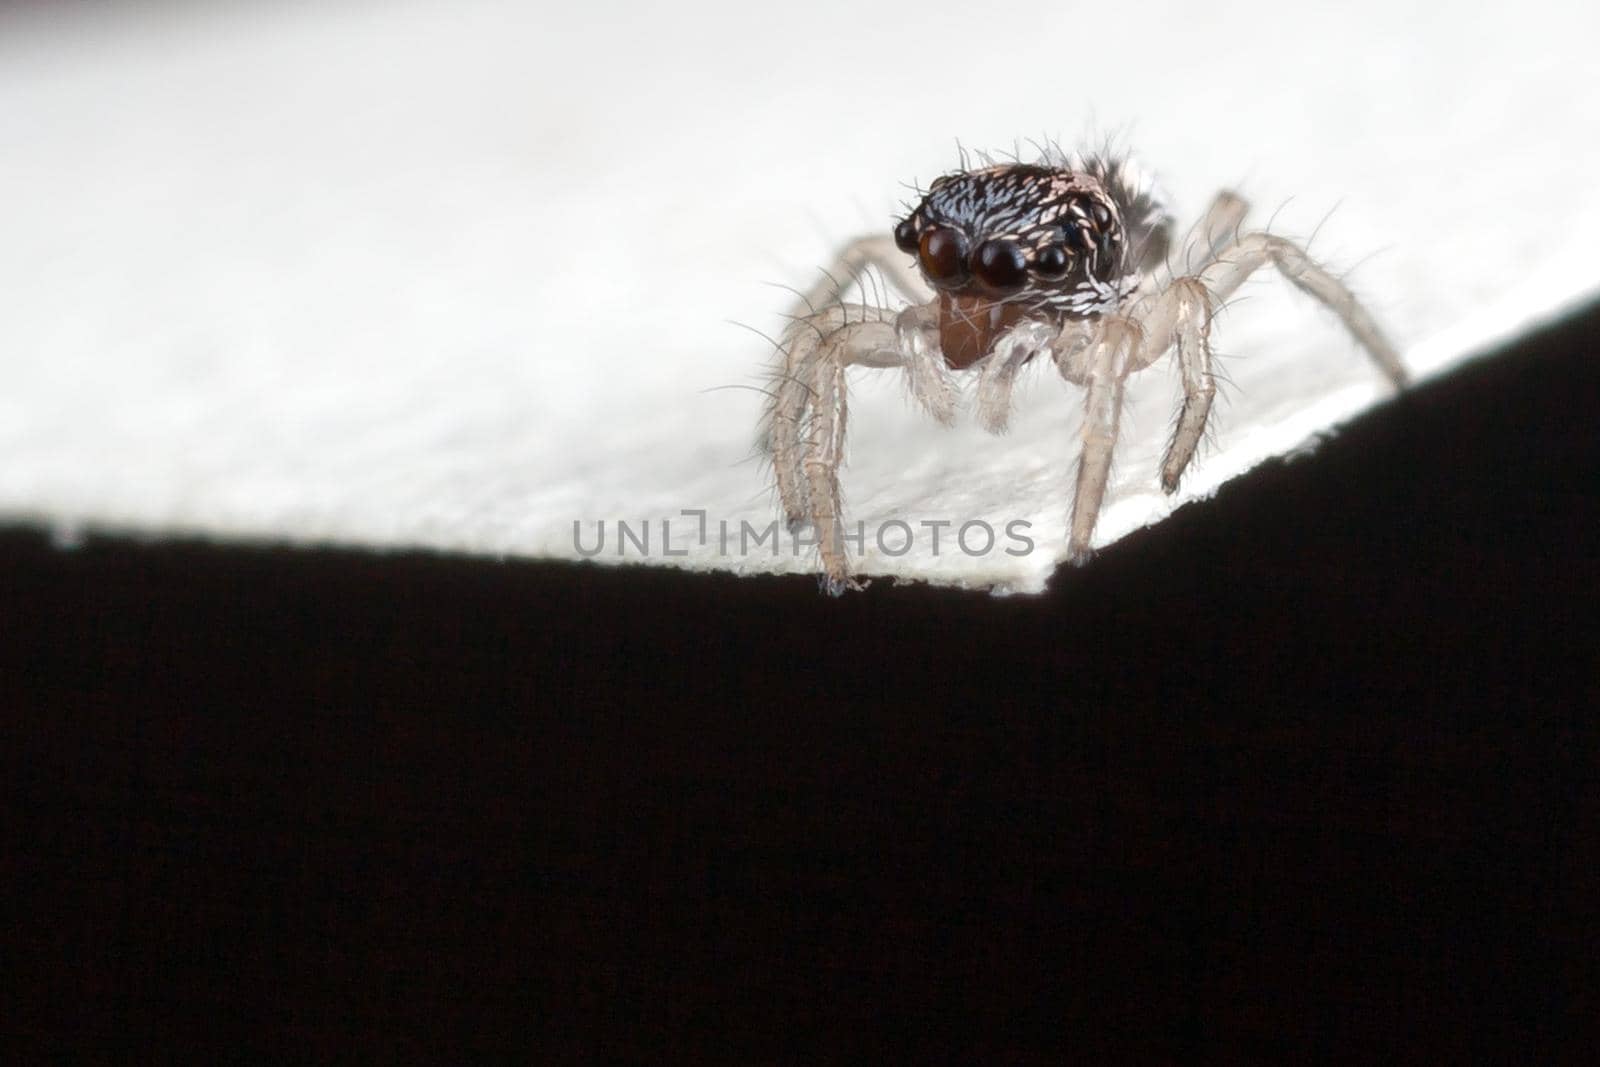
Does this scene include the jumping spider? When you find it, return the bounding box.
[764,146,1410,594]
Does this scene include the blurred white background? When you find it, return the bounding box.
[2,0,1596,591]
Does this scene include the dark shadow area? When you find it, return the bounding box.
[4,301,1598,1061]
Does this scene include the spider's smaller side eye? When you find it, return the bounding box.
[972,238,1027,295]
[1033,244,1073,282]
[1060,218,1088,251]
[919,226,971,287]
[893,218,920,254]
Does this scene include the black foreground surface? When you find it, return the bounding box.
[4,302,1598,1062]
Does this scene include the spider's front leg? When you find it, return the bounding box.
[763,303,903,595]
[767,235,953,594]
[1056,316,1144,562]
[1195,229,1410,389]
[786,234,956,427]
[1134,210,1412,496]
[787,234,929,321]
[1123,276,1220,492]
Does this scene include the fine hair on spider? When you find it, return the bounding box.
[761,141,1410,595]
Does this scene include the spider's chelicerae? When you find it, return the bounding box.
[764,145,1410,594]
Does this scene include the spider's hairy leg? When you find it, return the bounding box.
[1146,191,1249,293]
[789,233,930,323]
[802,351,854,594]
[1199,232,1410,389]
[787,231,954,424]
[765,323,816,532]
[768,232,919,532]
[895,303,958,425]
[763,304,900,593]
[1137,277,1220,492]
[1190,191,1250,269]
[1158,278,1216,489]
[1058,316,1142,562]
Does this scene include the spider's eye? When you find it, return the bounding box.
[919,226,970,286]
[972,238,1027,296]
[1033,244,1073,282]
[893,218,919,254]
[1060,218,1087,251]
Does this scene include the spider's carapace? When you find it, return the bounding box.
[892,162,1172,368]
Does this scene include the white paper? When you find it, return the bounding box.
[2,0,1596,592]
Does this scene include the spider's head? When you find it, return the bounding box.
[893,163,1135,368]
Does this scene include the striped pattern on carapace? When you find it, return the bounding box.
[893,152,1173,368]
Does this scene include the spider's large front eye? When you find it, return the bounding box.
[893,218,919,254]
[1033,244,1073,282]
[919,226,970,286]
[973,238,1027,295]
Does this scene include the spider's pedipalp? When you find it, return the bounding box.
[974,318,1065,434]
